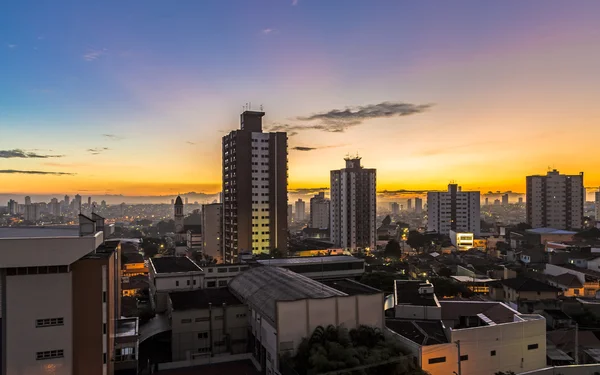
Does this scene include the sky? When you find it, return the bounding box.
[2,0,600,201]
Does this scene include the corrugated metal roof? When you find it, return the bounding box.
[256,255,362,266]
[229,266,345,324]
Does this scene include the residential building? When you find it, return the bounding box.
[168,288,248,361]
[0,216,121,375]
[24,203,41,222]
[390,202,400,215]
[148,257,204,313]
[490,277,561,303]
[309,192,329,229]
[201,203,223,263]
[386,281,547,375]
[427,184,480,235]
[7,199,18,215]
[74,194,82,212]
[502,193,509,205]
[407,199,412,211]
[596,191,600,222]
[449,230,474,251]
[202,264,250,288]
[255,255,365,280]
[222,110,288,262]
[114,318,139,374]
[415,197,423,213]
[526,169,584,230]
[24,196,31,205]
[330,157,376,252]
[518,197,524,204]
[228,266,384,375]
[294,199,306,222]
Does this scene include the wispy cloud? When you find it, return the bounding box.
[289,187,329,194]
[0,169,75,176]
[292,0,298,5]
[262,28,274,35]
[83,48,106,61]
[87,147,110,155]
[377,189,442,197]
[291,144,345,151]
[102,133,124,141]
[186,141,196,145]
[0,149,64,159]
[7,44,17,49]
[268,101,432,134]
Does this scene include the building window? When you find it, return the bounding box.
[187,280,190,286]
[528,344,539,350]
[103,353,107,364]
[490,350,496,356]
[574,289,580,295]
[214,341,225,347]
[236,313,247,319]
[181,319,192,324]
[176,281,179,286]
[36,318,64,328]
[207,281,216,287]
[103,323,107,334]
[36,350,64,360]
[198,347,210,353]
[460,355,468,361]
[428,357,446,364]
[217,268,228,273]
[208,268,213,273]
[195,317,209,322]
[198,332,209,339]
[193,279,197,285]
[218,280,228,287]
[228,267,239,272]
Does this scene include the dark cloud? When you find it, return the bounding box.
[378,189,442,197]
[102,134,123,140]
[268,101,432,134]
[0,149,64,158]
[292,146,316,151]
[0,169,75,176]
[87,147,110,155]
[288,187,329,194]
[186,141,196,145]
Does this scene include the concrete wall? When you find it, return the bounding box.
[518,364,600,375]
[5,273,73,375]
[421,343,458,375]
[394,304,442,320]
[155,273,204,292]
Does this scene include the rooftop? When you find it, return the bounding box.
[500,277,561,292]
[439,301,519,325]
[229,266,345,324]
[543,309,572,320]
[549,273,583,288]
[526,228,577,235]
[394,280,439,307]
[169,288,242,311]
[150,257,202,274]
[0,226,80,239]
[116,318,138,337]
[386,319,448,346]
[321,279,381,296]
[451,276,497,283]
[256,255,362,266]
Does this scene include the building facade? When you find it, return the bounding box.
[330,157,376,252]
[390,202,400,215]
[427,184,480,235]
[526,170,584,230]
[201,203,223,263]
[222,111,288,262]
[309,192,329,230]
[595,191,600,223]
[294,199,306,222]
[415,197,423,213]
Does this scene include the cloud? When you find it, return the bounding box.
[0,169,75,176]
[83,49,106,61]
[186,141,196,145]
[268,101,432,134]
[292,0,298,5]
[87,147,110,155]
[0,149,64,158]
[7,44,16,49]
[262,28,274,35]
[291,144,345,151]
[377,189,442,197]
[289,187,329,194]
[102,134,123,141]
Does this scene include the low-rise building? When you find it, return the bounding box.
[449,230,474,251]
[148,257,204,313]
[114,318,139,374]
[202,264,250,288]
[255,255,365,280]
[494,277,562,303]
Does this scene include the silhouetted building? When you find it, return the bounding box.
[330,157,376,251]
[518,197,524,204]
[415,197,423,213]
[202,203,223,263]
[502,193,509,205]
[309,192,330,230]
[407,199,412,211]
[427,184,480,235]
[526,170,584,230]
[222,110,288,262]
[174,196,184,241]
[390,202,399,215]
[295,199,306,222]
[24,196,31,205]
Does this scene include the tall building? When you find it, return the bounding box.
[415,197,423,213]
[484,197,489,206]
[7,199,18,215]
[24,196,31,205]
[287,204,293,225]
[526,170,584,230]
[74,194,82,212]
[64,195,70,208]
[407,199,412,211]
[184,197,189,205]
[222,110,288,262]
[596,191,600,222]
[202,203,223,263]
[309,192,330,230]
[294,199,306,222]
[24,204,41,222]
[174,196,185,241]
[170,198,174,205]
[390,202,400,215]
[502,193,509,205]
[518,197,524,204]
[330,157,376,251]
[50,198,61,216]
[427,184,480,235]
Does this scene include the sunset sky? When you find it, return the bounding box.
[2,0,600,200]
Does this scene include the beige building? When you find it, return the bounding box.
[491,277,561,303]
[148,257,204,313]
[168,288,248,361]
[201,203,223,263]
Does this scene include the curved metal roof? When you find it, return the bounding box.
[229,266,345,324]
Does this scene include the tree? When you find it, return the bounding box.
[143,243,159,258]
[360,272,400,293]
[430,277,473,298]
[382,215,392,226]
[406,230,426,251]
[437,267,452,278]
[384,239,402,258]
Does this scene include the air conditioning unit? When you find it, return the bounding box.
[418,283,434,295]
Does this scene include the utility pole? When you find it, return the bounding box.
[575,323,579,364]
[455,340,462,375]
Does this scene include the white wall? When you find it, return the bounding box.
[394,304,441,320]
[155,273,204,292]
[5,273,73,375]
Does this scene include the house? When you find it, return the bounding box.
[497,277,562,303]
[545,263,600,297]
[520,249,546,265]
[546,273,584,297]
[540,309,573,329]
[122,252,148,277]
[122,274,149,297]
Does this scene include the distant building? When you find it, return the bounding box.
[171,198,174,205]
[330,157,376,251]
[449,230,474,251]
[427,184,480,235]
[50,198,61,216]
[595,191,600,221]
[87,196,92,207]
[74,194,82,212]
[174,195,185,241]
[502,193,509,205]
[390,202,400,215]
[24,203,41,222]
[415,197,423,213]
[518,197,524,204]
[309,192,329,229]
[494,199,501,205]
[287,204,293,225]
[294,199,306,222]
[526,169,584,230]
[407,198,412,211]
[7,199,18,214]
[222,110,288,262]
[202,203,223,263]
[485,197,489,205]
[184,197,189,205]
[24,196,31,205]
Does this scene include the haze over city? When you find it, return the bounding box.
[2,0,600,201]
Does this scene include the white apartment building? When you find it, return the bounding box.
[201,203,222,263]
[330,157,377,252]
[309,192,329,229]
[526,169,584,230]
[427,184,480,236]
[294,199,306,222]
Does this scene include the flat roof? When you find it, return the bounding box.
[321,279,381,296]
[150,257,202,274]
[394,280,439,307]
[256,255,362,266]
[526,228,577,235]
[439,301,518,325]
[386,319,448,346]
[0,226,80,239]
[116,318,138,337]
[169,288,242,310]
[452,276,497,283]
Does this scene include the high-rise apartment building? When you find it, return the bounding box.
[24,196,31,205]
[518,197,524,204]
[201,203,223,263]
[390,202,400,215]
[7,199,18,215]
[407,199,412,211]
[24,204,41,222]
[294,199,306,222]
[74,194,82,212]
[526,169,584,230]
[309,192,330,230]
[222,111,287,262]
[427,184,480,235]
[502,193,509,205]
[415,197,423,213]
[330,157,376,251]
[287,204,293,225]
[50,198,61,216]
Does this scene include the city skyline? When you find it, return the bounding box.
[2,1,600,196]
